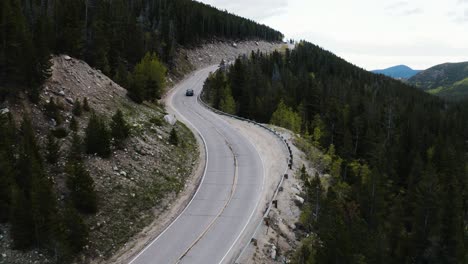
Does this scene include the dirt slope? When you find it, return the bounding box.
[1,56,199,264]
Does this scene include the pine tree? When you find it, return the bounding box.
[0,114,16,222]
[56,202,88,259]
[30,161,57,248]
[17,116,42,192]
[13,116,59,249]
[10,186,34,249]
[110,109,130,148]
[55,0,84,57]
[0,154,14,222]
[72,99,82,116]
[68,133,83,162]
[85,113,111,158]
[114,60,129,88]
[219,86,236,114]
[29,14,53,103]
[46,133,60,164]
[169,128,179,146]
[66,161,97,214]
[1,0,33,88]
[45,98,62,125]
[82,97,91,112]
[69,116,78,132]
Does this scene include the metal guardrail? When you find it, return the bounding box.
[197,89,294,263]
[197,92,293,167]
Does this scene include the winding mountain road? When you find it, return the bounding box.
[129,66,266,264]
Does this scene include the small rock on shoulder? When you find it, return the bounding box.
[164,115,177,126]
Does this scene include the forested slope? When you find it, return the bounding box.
[204,41,468,263]
[0,0,283,102]
[0,0,283,262]
[408,61,468,100]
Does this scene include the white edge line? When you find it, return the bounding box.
[217,116,267,264]
[195,65,292,263]
[128,69,210,264]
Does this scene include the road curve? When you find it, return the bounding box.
[129,66,265,264]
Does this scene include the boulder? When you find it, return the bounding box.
[0,108,9,115]
[64,55,72,61]
[291,187,301,194]
[271,245,277,260]
[66,97,74,104]
[164,115,177,126]
[294,195,304,205]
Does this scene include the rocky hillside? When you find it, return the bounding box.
[1,55,198,264]
[171,40,285,79]
[408,61,468,100]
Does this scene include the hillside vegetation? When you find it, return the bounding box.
[0,0,283,102]
[408,61,468,100]
[0,0,284,262]
[0,56,199,263]
[204,41,468,263]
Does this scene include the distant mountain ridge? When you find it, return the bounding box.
[372,65,421,79]
[408,61,468,100]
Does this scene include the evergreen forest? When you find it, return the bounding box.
[204,41,468,263]
[0,0,283,102]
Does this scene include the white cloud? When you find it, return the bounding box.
[199,0,468,70]
[384,1,424,16]
[385,1,409,10]
[401,8,424,16]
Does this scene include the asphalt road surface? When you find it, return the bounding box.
[129,66,265,264]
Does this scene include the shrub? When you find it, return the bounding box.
[82,97,91,112]
[66,161,98,214]
[169,128,179,146]
[150,116,163,126]
[110,109,130,148]
[46,133,60,164]
[72,100,82,116]
[69,116,78,132]
[85,113,111,158]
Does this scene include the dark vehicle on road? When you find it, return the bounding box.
[186,89,194,96]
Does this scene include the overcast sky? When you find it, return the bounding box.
[198,0,468,70]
